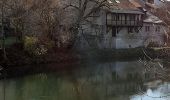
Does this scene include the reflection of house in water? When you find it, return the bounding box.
[0,60,165,100]
[70,61,160,98]
[75,0,167,49]
[131,82,170,100]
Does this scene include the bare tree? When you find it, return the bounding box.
[33,0,62,39]
[0,0,8,60]
[152,2,170,45]
[0,0,65,51]
[7,0,29,41]
[62,0,113,47]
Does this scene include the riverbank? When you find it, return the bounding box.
[0,46,170,67]
[0,47,170,80]
[0,48,79,67]
[77,47,170,61]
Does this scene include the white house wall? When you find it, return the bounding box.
[154,0,165,7]
[76,10,165,49]
[142,23,165,46]
[104,27,145,49]
[102,29,116,48]
[102,23,165,49]
[144,0,165,6]
[77,23,165,49]
[116,28,144,48]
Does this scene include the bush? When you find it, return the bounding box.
[40,38,55,50]
[24,36,48,56]
[34,45,48,56]
[24,36,37,54]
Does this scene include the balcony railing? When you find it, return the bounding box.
[107,20,143,26]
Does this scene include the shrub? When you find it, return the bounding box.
[41,38,55,50]
[24,36,48,56]
[24,36,37,54]
[34,45,48,56]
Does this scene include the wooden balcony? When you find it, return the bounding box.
[107,20,143,27]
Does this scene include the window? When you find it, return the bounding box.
[129,15,135,20]
[145,26,150,32]
[93,9,100,16]
[136,15,141,21]
[112,27,117,37]
[116,14,120,20]
[125,14,127,24]
[136,15,138,21]
[156,26,160,32]
[112,14,116,20]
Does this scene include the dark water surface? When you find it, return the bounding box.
[0,60,170,100]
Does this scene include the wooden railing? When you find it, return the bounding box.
[107,20,143,26]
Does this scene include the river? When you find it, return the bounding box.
[0,59,170,100]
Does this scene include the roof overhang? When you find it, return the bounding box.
[109,9,144,14]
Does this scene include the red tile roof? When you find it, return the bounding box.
[110,0,139,10]
[129,0,143,8]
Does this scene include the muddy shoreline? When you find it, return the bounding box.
[0,47,169,80]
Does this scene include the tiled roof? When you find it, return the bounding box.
[129,0,145,8]
[143,13,163,24]
[145,2,158,9]
[110,0,139,10]
[110,9,144,14]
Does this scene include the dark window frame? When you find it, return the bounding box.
[145,26,150,32]
[155,26,160,32]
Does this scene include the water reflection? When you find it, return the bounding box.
[131,82,170,100]
[0,60,169,100]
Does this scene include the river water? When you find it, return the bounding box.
[0,60,170,100]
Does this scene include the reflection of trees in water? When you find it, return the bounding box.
[2,61,169,100]
[67,60,170,99]
[137,56,170,99]
[66,62,149,99]
[140,59,167,80]
[141,49,168,80]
